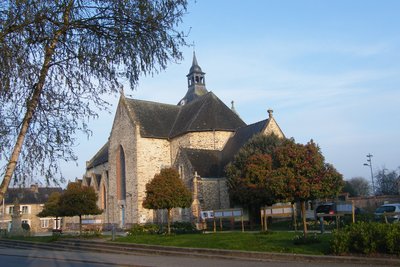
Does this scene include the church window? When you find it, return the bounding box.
[195,76,199,83]
[117,145,127,200]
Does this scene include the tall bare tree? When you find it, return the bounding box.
[0,0,188,202]
[375,167,400,196]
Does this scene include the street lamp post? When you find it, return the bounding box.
[363,153,375,195]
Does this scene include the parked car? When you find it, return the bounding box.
[315,202,365,221]
[374,203,400,223]
[315,203,336,221]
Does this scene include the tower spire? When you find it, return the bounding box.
[178,52,208,105]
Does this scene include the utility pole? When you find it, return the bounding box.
[363,153,375,195]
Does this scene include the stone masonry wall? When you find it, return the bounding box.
[83,163,109,225]
[198,178,230,211]
[108,101,138,228]
[136,135,171,223]
[263,118,284,138]
[170,131,233,163]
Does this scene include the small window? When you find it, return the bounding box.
[21,220,29,226]
[8,206,14,214]
[21,206,29,214]
[41,219,49,228]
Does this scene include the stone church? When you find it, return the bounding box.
[82,53,284,228]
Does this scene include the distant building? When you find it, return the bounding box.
[83,53,284,229]
[0,184,63,233]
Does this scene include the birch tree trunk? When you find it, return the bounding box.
[0,1,74,203]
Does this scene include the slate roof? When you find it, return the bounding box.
[124,99,180,138]
[122,92,245,139]
[182,148,224,178]
[169,92,246,138]
[4,187,63,205]
[86,141,109,170]
[221,119,269,166]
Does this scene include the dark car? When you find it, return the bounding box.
[315,203,336,221]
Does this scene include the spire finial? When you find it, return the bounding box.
[268,109,273,119]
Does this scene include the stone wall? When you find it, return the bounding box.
[263,117,285,138]
[83,163,109,225]
[198,178,230,211]
[136,134,171,223]
[108,101,138,227]
[170,131,233,162]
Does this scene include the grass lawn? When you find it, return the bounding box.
[115,231,332,255]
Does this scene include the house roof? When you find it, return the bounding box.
[4,187,63,205]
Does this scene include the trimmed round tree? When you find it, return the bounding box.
[268,139,343,237]
[143,168,192,234]
[59,182,102,235]
[226,133,284,224]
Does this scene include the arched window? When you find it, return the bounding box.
[116,145,126,200]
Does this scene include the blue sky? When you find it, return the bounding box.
[61,0,400,185]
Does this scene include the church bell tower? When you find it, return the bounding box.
[178,52,208,105]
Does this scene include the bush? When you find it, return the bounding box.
[127,222,199,236]
[127,224,160,236]
[331,222,400,255]
[170,222,199,234]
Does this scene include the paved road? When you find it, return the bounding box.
[0,245,384,267]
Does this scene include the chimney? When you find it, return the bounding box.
[30,183,39,193]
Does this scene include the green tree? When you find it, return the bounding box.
[59,182,102,235]
[37,191,63,229]
[0,0,188,203]
[143,168,192,234]
[226,134,283,224]
[268,139,343,237]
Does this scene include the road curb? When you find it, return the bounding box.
[1,238,399,266]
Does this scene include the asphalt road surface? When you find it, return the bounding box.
[0,246,384,267]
